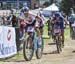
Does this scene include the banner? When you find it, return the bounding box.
[0,10,11,16]
[0,26,17,58]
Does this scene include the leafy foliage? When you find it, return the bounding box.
[60,0,75,15]
[43,1,50,7]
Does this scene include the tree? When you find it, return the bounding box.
[43,1,50,7]
[50,0,54,4]
[60,0,75,15]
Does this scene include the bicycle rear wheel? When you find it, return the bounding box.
[36,37,44,59]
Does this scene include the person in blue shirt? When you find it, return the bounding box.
[51,12,68,47]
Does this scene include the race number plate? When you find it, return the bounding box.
[54,29,60,33]
[27,27,34,32]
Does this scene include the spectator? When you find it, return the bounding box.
[68,13,75,38]
[2,16,6,25]
[6,15,12,25]
[11,15,17,27]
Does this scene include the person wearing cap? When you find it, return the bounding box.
[11,15,17,27]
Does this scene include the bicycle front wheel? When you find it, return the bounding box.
[56,36,61,53]
[23,36,34,61]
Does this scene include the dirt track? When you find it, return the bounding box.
[0,39,75,64]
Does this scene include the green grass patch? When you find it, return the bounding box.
[43,25,48,37]
[64,26,70,41]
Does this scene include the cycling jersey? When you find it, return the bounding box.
[20,12,36,24]
[52,14,65,29]
[35,15,43,27]
[54,21,64,29]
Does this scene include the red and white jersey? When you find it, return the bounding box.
[19,11,36,24]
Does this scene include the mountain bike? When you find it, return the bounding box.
[53,27,62,53]
[23,26,44,61]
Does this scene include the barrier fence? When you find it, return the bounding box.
[0,26,17,58]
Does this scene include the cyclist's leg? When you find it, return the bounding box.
[19,25,25,40]
[61,29,64,46]
[51,23,54,39]
[34,27,41,50]
[70,22,74,38]
[69,22,72,37]
[52,23,56,42]
[47,20,51,38]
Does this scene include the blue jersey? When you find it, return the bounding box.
[54,16,64,29]
[54,21,64,29]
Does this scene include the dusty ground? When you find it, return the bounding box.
[0,39,75,64]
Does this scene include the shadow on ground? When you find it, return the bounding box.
[72,50,75,53]
[48,43,56,45]
[43,50,58,55]
[3,59,25,62]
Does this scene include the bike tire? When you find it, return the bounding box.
[56,37,61,53]
[36,37,44,59]
[59,38,62,51]
[23,36,34,61]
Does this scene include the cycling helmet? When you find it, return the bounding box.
[55,12,61,17]
[21,6,29,13]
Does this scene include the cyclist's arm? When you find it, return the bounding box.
[63,18,69,25]
[35,16,42,22]
[51,17,56,24]
[61,16,68,25]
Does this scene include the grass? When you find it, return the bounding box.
[42,25,49,38]
[64,26,70,41]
